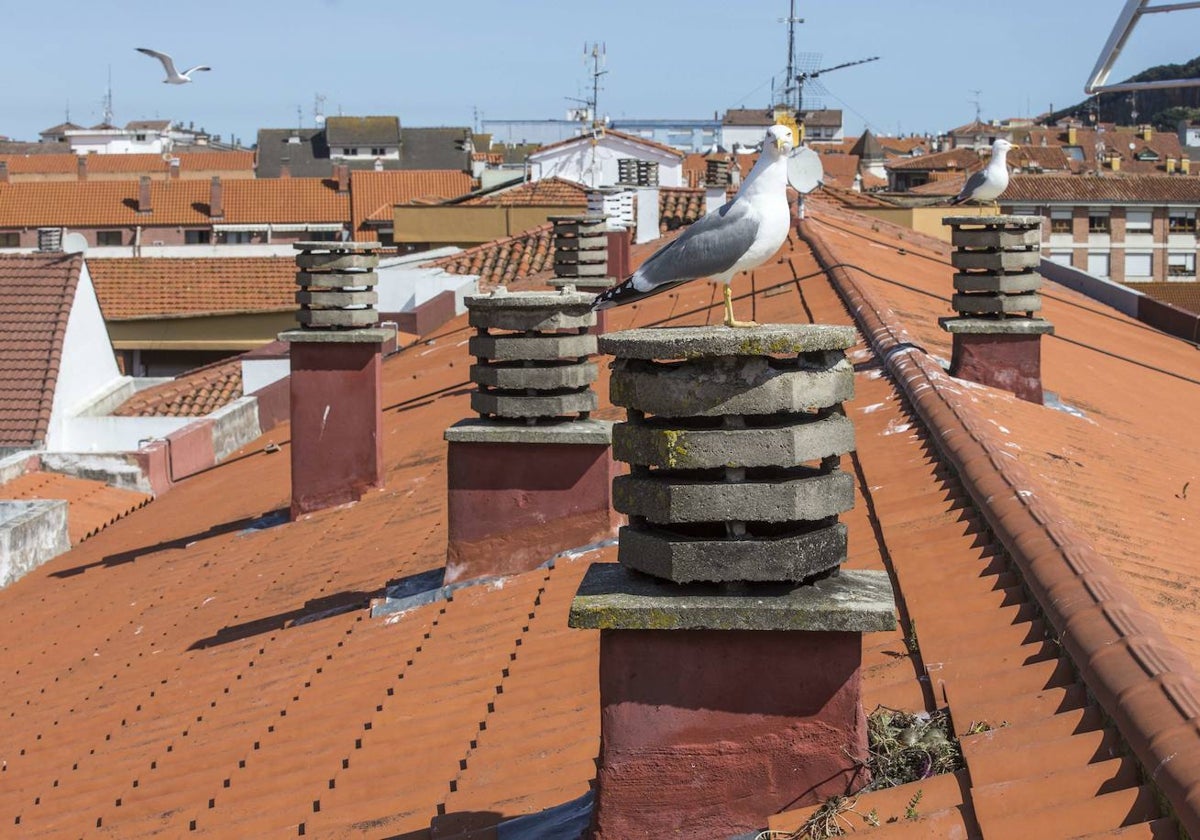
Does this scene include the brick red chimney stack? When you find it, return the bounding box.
[209,176,224,219]
[0,161,8,183]
[548,215,617,332]
[570,325,895,838]
[169,157,180,179]
[280,241,386,519]
[335,163,349,194]
[76,155,87,182]
[137,176,152,214]
[940,215,1054,403]
[280,164,291,179]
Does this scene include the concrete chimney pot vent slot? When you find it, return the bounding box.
[940,215,1054,404]
[464,290,600,424]
[548,215,615,292]
[292,241,381,331]
[596,325,860,585]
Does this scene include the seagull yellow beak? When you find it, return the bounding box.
[775,137,788,151]
[1010,144,1020,149]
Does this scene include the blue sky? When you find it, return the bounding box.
[4,1,1197,146]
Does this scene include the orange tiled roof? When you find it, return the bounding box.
[0,178,349,228]
[458,176,588,207]
[0,252,83,448]
[816,151,861,186]
[658,186,705,233]
[349,169,477,241]
[88,257,297,320]
[1003,174,1200,203]
[0,151,255,176]
[0,471,150,544]
[2,198,1200,837]
[425,223,553,291]
[1135,281,1200,315]
[887,147,982,172]
[529,127,686,160]
[112,357,244,418]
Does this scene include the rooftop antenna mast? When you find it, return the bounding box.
[102,65,114,126]
[779,1,805,109]
[969,89,983,123]
[314,93,327,127]
[795,55,880,114]
[584,41,607,126]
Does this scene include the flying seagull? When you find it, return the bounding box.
[592,124,795,327]
[950,138,1017,205]
[136,48,211,84]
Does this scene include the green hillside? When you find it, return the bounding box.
[1047,56,1200,128]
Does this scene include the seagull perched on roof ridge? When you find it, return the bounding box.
[950,138,1017,206]
[592,124,794,327]
[136,48,211,84]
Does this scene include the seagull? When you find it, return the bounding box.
[136,48,211,84]
[592,124,795,327]
[950,138,1017,205]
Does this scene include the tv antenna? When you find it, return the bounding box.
[778,0,805,109]
[583,42,607,126]
[969,89,983,123]
[795,56,879,114]
[102,65,114,126]
[314,94,327,127]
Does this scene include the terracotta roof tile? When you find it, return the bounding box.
[658,186,705,232]
[0,471,150,543]
[349,169,476,241]
[529,127,686,160]
[425,223,554,291]
[458,176,588,207]
[0,178,348,228]
[88,257,296,320]
[1003,174,1200,203]
[886,147,982,172]
[1134,281,1200,315]
[0,253,83,448]
[0,151,255,176]
[111,357,243,417]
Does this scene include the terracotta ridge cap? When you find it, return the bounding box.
[798,215,1200,835]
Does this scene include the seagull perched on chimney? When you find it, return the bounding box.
[136,48,211,84]
[592,124,794,328]
[950,138,1017,206]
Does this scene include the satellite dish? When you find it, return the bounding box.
[62,232,88,255]
[787,146,823,194]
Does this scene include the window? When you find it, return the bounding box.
[1169,210,1197,233]
[1064,146,1085,162]
[306,230,340,242]
[0,232,18,247]
[1168,251,1196,277]
[1087,252,1110,277]
[1088,210,1110,234]
[1126,209,1153,233]
[220,231,254,244]
[184,230,211,244]
[342,147,359,156]
[1048,251,1072,266]
[1125,251,1153,278]
[97,230,123,246]
[1050,209,1072,234]
[370,147,387,156]
[134,133,147,142]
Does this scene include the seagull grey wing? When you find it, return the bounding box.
[137,48,178,77]
[953,170,988,203]
[182,66,211,75]
[635,201,760,289]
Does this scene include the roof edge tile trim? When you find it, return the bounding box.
[800,215,1200,837]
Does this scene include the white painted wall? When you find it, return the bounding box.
[242,358,290,394]
[45,262,125,452]
[635,188,661,245]
[723,125,771,150]
[62,414,190,453]
[528,134,683,188]
[68,132,168,155]
[375,263,477,314]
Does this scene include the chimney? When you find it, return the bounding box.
[76,155,87,182]
[36,228,63,252]
[280,241,387,519]
[940,214,1054,403]
[209,176,224,219]
[1109,155,1121,172]
[1183,156,1191,175]
[569,325,895,838]
[549,215,613,329]
[1167,157,1177,174]
[279,163,291,179]
[1067,125,1077,145]
[137,176,152,214]
[0,161,8,183]
[335,163,349,194]
[443,288,612,583]
[168,157,181,179]
[1141,124,1153,141]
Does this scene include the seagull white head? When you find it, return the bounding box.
[991,138,1017,158]
[764,124,795,156]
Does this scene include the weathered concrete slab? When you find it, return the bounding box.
[953,273,1041,294]
[610,354,853,417]
[296,289,378,307]
[600,324,856,360]
[297,309,379,328]
[471,361,597,391]
[952,293,1042,314]
[471,390,598,419]
[467,290,595,309]
[296,270,379,288]
[444,418,613,445]
[549,277,615,291]
[939,316,1055,335]
[942,215,1042,227]
[469,306,595,332]
[470,333,597,361]
[294,253,379,271]
[0,500,69,588]
[951,250,1041,273]
[280,327,393,344]
[613,412,854,469]
[568,563,896,631]
[294,240,381,250]
[614,469,853,523]
[618,522,847,583]
[951,228,1042,249]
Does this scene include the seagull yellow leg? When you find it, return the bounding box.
[722,283,757,328]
